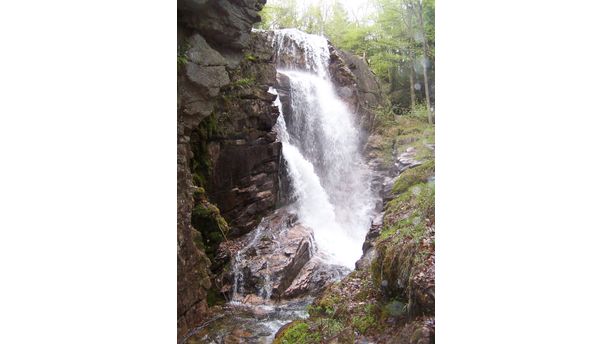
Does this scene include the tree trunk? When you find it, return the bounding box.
[401,1,418,112]
[408,53,417,110]
[422,60,432,124]
[417,2,433,124]
[410,0,433,124]
[406,13,417,111]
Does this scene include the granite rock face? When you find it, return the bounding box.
[177,0,271,339]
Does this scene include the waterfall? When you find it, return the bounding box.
[270,29,375,269]
[190,29,377,343]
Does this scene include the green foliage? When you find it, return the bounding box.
[256,0,301,30]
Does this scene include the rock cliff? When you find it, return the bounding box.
[177,0,270,338]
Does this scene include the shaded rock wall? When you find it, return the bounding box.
[197,31,281,237]
[177,0,269,339]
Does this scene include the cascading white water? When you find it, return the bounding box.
[270,29,376,268]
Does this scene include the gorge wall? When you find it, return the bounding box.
[177,0,270,338]
[177,0,383,338]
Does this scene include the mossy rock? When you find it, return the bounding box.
[391,160,435,195]
[191,200,229,259]
[273,321,321,344]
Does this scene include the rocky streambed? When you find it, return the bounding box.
[180,299,311,344]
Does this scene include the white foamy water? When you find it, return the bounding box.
[269,29,376,268]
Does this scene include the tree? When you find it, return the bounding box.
[256,0,300,30]
[406,0,433,123]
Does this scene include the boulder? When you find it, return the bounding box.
[226,208,349,301]
[229,209,314,300]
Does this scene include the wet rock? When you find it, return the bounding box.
[229,209,348,301]
[230,209,314,300]
[283,257,349,298]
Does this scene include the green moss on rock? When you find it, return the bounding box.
[191,200,229,260]
[273,321,322,344]
[391,160,435,195]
